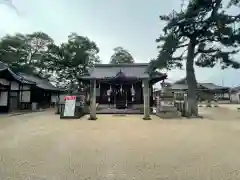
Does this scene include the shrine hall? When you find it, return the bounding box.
[80,63,167,120]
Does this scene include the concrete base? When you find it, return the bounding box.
[143,116,151,120]
[159,105,178,112]
[88,116,97,120]
[156,105,180,119]
[156,111,181,119]
[97,108,143,114]
[60,116,81,120]
[186,115,203,119]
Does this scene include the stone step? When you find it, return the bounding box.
[158,106,178,112]
[156,111,181,119]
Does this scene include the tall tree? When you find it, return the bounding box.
[150,0,240,117]
[109,46,134,64]
[25,32,54,77]
[0,32,54,77]
[0,33,28,72]
[47,33,100,89]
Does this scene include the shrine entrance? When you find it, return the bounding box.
[115,89,126,109]
[114,84,131,109]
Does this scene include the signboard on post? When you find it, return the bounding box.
[63,96,76,117]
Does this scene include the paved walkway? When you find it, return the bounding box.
[0,111,240,179]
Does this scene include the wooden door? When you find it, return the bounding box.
[9,91,19,111]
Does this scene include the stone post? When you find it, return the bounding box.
[89,79,97,120]
[143,79,151,120]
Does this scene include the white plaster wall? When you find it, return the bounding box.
[223,93,229,98]
[0,91,8,106]
[132,104,144,109]
[22,85,30,90]
[11,81,19,90]
[51,95,57,103]
[96,88,100,96]
[59,94,67,104]
[20,91,31,102]
[230,92,240,103]
[0,79,9,85]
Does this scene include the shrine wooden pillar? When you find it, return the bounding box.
[89,79,97,120]
[143,79,151,120]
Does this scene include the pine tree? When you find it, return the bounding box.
[150,0,240,117]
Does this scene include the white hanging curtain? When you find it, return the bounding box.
[131,84,135,95]
[110,84,112,92]
[131,84,135,102]
[120,84,123,93]
[107,85,111,96]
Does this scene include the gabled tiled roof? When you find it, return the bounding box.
[173,77,187,84]
[198,83,229,90]
[233,86,240,90]
[0,62,7,70]
[160,82,172,88]
[170,77,229,91]
[18,73,62,91]
[0,62,34,84]
[0,62,63,91]
[170,84,188,90]
[173,77,229,90]
[80,63,166,80]
[85,63,149,79]
[231,86,240,92]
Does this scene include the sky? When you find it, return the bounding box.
[0,0,240,87]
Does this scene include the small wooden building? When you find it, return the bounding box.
[0,62,35,112]
[0,62,63,113]
[18,73,64,109]
[166,78,230,101]
[230,86,240,103]
[79,63,167,120]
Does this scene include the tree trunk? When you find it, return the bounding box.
[186,38,199,117]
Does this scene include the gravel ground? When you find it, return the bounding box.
[0,110,240,180]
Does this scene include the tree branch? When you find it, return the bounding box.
[198,47,220,54]
[177,43,189,48]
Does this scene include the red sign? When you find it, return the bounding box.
[64,96,76,100]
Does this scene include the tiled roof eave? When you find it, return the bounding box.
[0,68,35,85]
[79,75,149,80]
[36,84,63,91]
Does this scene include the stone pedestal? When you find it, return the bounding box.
[89,80,97,120]
[212,100,219,107]
[156,91,180,119]
[205,100,212,108]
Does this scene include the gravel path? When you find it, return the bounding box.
[0,110,240,180]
